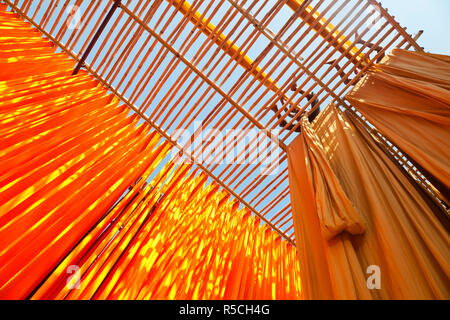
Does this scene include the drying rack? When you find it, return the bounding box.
[5,0,445,245]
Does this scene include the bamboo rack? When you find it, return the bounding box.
[3,0,433,243]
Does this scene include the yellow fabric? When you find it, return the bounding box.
[288,104,450,300]
[346,49,450,192]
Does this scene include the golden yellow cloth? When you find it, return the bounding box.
[346,49,450,193]
[288,104,449,300]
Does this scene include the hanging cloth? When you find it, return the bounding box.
[288,104,449,299]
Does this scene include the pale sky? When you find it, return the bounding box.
[381,0,450,54]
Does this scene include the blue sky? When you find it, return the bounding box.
[382,0,450,54]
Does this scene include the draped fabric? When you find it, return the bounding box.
[31,166,301,300]
[288,104,450,300]
[0,10,301,300]
[345,49,450,195]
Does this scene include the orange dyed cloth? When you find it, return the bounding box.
[0,9,301,300]
[288,104,449,300]
[346,49,450,197]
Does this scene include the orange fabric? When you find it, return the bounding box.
[0,11,301,300]
[31,167,301,300]
[288,104,450,300]
[346,49,450,192]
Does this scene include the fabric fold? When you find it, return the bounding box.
[300,117,366,240]
[288,104,450,300]
[346,49,450,193]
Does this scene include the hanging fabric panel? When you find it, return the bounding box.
[288,104,449,300]
[31,165,301,300]
[0,10,301,300]
[345,49,450,193]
